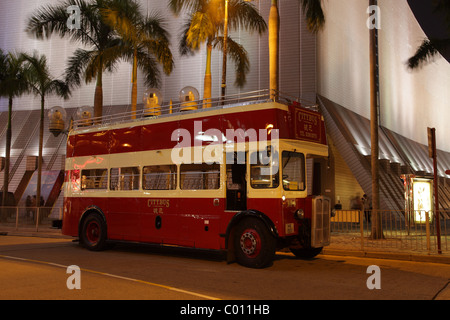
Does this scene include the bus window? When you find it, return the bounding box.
[110,167,140,191]
[143,165,177,190]
[180,164,220,190]
[250,152,279,189]
[282,151,306,191]
[81,169,107,190]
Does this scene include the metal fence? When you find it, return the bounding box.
[331,210,449,255]
[0,206,63,232]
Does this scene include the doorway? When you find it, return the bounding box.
[226,152,247,211]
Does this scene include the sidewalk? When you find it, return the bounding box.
[324,233,450,265]
[1,226,449,264]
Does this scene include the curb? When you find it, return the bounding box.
[0,229,72,240]
[323,248,450,265]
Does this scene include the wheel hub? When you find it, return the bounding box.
[86,221,100,244]
[240,229,261,258]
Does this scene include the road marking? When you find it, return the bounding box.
[0,254,220,300]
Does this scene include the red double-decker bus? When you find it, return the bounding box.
[62,90,331,268]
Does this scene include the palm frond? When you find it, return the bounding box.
[47,79,71,100]
[228,0,267,35]
[0,51,29,99]
[136,49,160,88]
[214,36,249,87]
[179,18,197,55]
[186,11,216,49]
[300,0,325,33]
[169,0,205,16]
[65,49,96,86]
[22,51,71,100]
[407,38,450,69]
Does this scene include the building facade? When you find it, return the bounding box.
[1,0,449,213]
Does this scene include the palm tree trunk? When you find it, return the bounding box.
[369,0,383,239]
[94,62,103,124]
[94,72,103,123]
[221,0,229,102]
[1,97,13,221]
[269,0,279,101]
[36,94,45,225]
[131,48,138,119]
[204,42,213,108]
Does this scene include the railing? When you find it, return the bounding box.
[0,206,63,232]
[331,210,449,255]
[72,89,320,130]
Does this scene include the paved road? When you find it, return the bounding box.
[0,236,449,302]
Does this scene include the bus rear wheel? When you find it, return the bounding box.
[234,217,276,268]
[80,213,107,251]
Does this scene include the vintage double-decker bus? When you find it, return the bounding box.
[62,90,331,268]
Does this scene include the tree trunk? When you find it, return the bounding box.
[35,95,45,224]
[369,0,383,239]
[269,0,279,101]
[1,97,13,221]
[221,0,229,102]
[203,42,213,108]
[131,48,138,119]
[94,65,103,124]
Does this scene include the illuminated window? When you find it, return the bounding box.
[110,167,140,191]
[282,151,306,191]
[143,165,177,190]
[250,152,279,189]
[81,169,107,190]
[180,164,220,190]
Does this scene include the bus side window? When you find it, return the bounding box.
[180,164,220,190]
[110,167,140,191]
[81,169,107,190]
[142,165,177,190]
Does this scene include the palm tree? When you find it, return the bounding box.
[101,0,174,118]
[26,0,124,123]
[21,51,71,219]
[169,0,267,107]
[269,0,325,100]
[0,50,29,218]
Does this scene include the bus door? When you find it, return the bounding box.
[226,152,247,211]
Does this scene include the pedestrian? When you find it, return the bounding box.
[362,194,371,224]
[26,195,32,219]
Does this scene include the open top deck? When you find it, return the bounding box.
[71,89,319,131]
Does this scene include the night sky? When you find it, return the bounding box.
[408,0,450,62]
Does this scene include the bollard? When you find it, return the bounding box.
[15,207,19,231]
[360,210,365,251]
[35,207,40,232]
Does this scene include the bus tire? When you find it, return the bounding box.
[290,247,323,259]
[79,213,107,251]
[234,217,276,268]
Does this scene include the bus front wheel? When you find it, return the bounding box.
[234,217,276,268]
[80,213,107,251]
